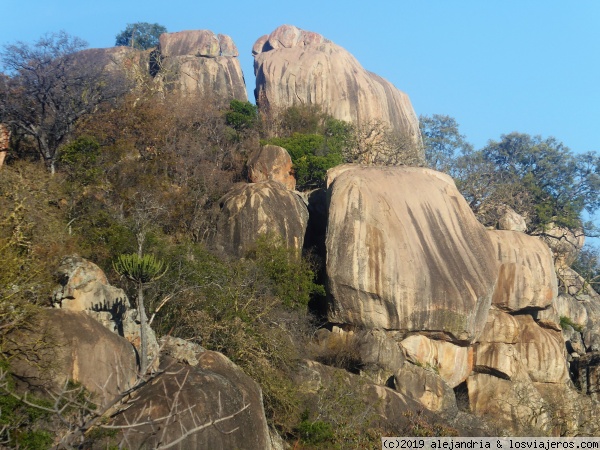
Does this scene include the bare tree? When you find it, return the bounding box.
[0,31,124,173]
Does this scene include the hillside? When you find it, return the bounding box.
[1,24,600,449]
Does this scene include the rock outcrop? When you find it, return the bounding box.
[105,353,272,450]
[253,25,420,144]
[52,255,159,371]
[7,309,137,406]
[489,231,558,312]
[0,123,10,168]
[155,30,247,101]
[247,145,296,190]
[325,165,498,341]
[215,181,309,257]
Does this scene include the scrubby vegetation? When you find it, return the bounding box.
[0,30,599,447]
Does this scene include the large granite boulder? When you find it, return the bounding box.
[253,25,421,146]
[325,165,498,342]
[400,335,473,388]
[391,363,457,413]
[540,225,585,267]
[155,30,247,100]
[215,181,309,257]
[489,230,558,312]
[52,255,159,372]
[247,144,296,190]
[103,353,271,450]
[7,309,137,406]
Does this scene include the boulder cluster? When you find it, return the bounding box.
[8,23,600,445]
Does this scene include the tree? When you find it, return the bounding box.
[0,31,122,173]
[113,253,167,375]
[455,133,600,234]
[115,22,167,50]
[419,114,473,172]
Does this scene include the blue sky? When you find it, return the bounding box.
[2,0,599,235]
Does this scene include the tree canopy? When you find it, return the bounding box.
[0,31,125,173]
[115,22,167,50]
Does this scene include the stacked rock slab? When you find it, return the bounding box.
[156,30,247,101]
[325,165,498,341]
[247,144,296,190]
[253,25,421,146]
[216,181,309,258]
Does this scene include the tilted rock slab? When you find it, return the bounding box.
[325,165,498,341]
[247,144,296,190]
[489,230,558,312]
[8,309,137,407]
[216,181,309,257]
[392,363,457,413]
[514,314,569,384]
[253,25,420,143]
[156,30,247,100]
[400,334,473,388]
[106,353,271,450]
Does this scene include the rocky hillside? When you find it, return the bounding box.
[253,25,421,144]
[1,23,600,448]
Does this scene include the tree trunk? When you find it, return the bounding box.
[137,281,148,375]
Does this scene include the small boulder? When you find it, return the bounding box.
[215,181,309,257]
[247,145,295,190]
[392,363,457,413]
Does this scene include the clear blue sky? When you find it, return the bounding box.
[2,0,599,234]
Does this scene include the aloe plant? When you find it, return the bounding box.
[114,253,168,374]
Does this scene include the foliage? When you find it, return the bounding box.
[115,22,167,50]
[559,316,584,333]
[263,132,344,190]
[571,245,600,293]
[113,253,168,284]
[58,136,101,185]
[420,114,473,172]
[455,133,600,233]
[0,32,127,173]
[297,410,334,445]
[225,99,258,133]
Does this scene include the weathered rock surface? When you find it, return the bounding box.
[105,353,271,450]
[400,335,473,388]
[514,315,569,384]
[159,335,206,366]
[540,225,585,267]
[467,373,549,433]
[392,363,457,413]
[53,255,129,311]
[8,309,137,406]
[0,122,10,168]
[52,255,159,372]
[216,181,309,257]
[325,165,498,341]
[155,30,247,100]
[489,230,558,312]
[247,145,295,190]
[254,25,421,144]
[497,205,527,232]
[478,309,521,344]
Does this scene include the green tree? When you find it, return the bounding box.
[419,114,473,172]
[115,22,167,50]
[456,133,600,234]
[0,32,125,173]
[225,100,258,132]
[113,253,167,374]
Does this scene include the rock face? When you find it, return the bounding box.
[392,363,457,413]
[325,165,498,341]
[8,309,137,406]
[52,255,159,372]
[216,181,309,257]
[253,25,420,143]
[540,225,585,267]
[247,145,296,190]
[53,256,129,311]
[0,122,10,168]
[106,353,271,450]
[156,30,247,100]
[489,230,558,312]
